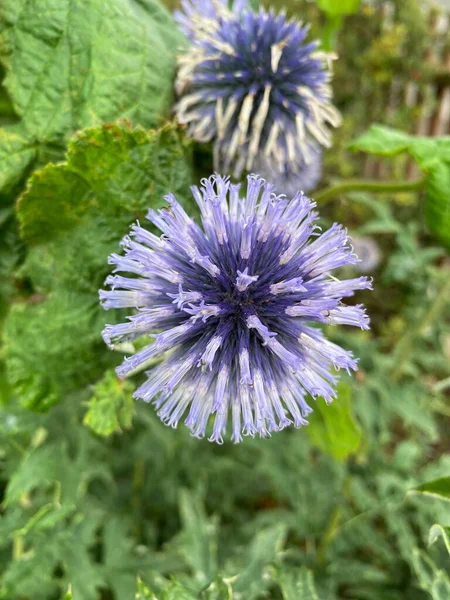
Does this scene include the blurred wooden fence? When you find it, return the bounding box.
[364,1,450,179]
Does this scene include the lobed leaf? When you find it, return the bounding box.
[84,371,135,436]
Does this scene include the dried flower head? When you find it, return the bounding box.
[100,175,371,443]
[175,0,248,39]
[351,236,381,273]
[255,145,323,196]
[175,8,341,178]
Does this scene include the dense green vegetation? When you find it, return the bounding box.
[0,0,449,598]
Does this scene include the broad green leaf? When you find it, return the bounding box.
[0,125,35,192]
[3,292,111,411]
[349,125,412,156]
[275,567,320,600]
[316,0,360,16]
[179,489,218,588]
[306,381,362,460]
[18,122,193,293]
[83,371,134,436]
[409,477,450,503]
[429,524,450,555]
[18,122,193,245]
[0,0,184,145]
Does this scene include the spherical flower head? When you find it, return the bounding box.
[175,0,248,40]
[175,9,341,178]
[100,175,371,444]
[255,145,323,196]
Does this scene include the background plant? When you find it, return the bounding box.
[0,0,449,599]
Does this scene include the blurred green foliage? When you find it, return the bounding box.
[0,0,449,599]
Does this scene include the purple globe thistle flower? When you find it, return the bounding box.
[175,9,341,178]
[100,175,371,444]
[175,0,248,40]
[255,145,323,196]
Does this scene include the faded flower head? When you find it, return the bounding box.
[255,145,323,196]
[100,175,371,443]
[175,7,341,178]
[351,236,381,273]
[175,0,248,39]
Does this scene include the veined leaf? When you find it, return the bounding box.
[18,122,193,246]
[0,0,184,145]
[0,125,36,192]
[18,122,193,294]
[3,292,111,411]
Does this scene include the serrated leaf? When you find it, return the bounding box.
[84,371,134,436]
[0,0,184,145]
[429,524,450,555]
[232,525,287,598]
[178,489,218,589]
[306,381,362,461]
[409,477,450,503]
[0,125,36,192]
[5,442,62,505]
[17,122,193,297]
[3,292,111,411]
[18,122,193,246]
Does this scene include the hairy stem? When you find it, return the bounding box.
[314,177,426,204]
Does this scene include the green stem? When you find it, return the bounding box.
[391,274,450,382]
[314,177,426,204]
